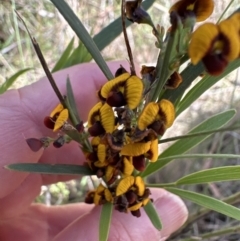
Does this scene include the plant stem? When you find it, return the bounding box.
[150,28,179,102]
[15,11,65,104]
[169,192,240,240]
[121,0,136,75]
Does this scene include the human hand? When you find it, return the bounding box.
[0,61,188,241]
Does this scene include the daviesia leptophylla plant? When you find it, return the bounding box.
[9,0,240,239]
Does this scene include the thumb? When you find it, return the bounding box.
[53,188,188,241]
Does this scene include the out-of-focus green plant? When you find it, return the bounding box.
[6,0,240,240]
[0,68,32,94]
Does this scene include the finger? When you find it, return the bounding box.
[53,189,188,241]
[0,174,41,219]
[0,61,130,196]
[0,203,94,241]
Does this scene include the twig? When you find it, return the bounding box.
[121,0,136,75]
[14,10,64,105]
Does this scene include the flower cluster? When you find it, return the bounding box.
[24,0,240,221]
[189,11,240,75]
[84,71,175,217]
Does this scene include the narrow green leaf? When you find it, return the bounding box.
[144,201,162,230]
[66,77,81,123]
[64,41,92,68]
[158,154,240,163]
[99,203,113,241]
[52,37,75,72]
[176,166,240,185]
[6,163,93,175]
[141,109,235,177]
[0,68,32,94]
[165,187,240,221]
[176,59,240,115]
[50,0,113,80]
[93,0,155,51]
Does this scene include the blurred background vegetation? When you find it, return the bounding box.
[1,0,240,240]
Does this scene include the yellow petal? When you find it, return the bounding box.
[142,198,150,206]
[87,102,103,127]
[189,23,219,65]
[120,141,151,156]
[104,188,113,202]
[105,165,115,182]
[137,102,159,131]
[93,193,102,205]
[218,19,240,61]
[53,109,69,131]
[100,73,131,99]
[91,136,101,146]
[158,99,175,129]
[99,103,115,133]
[128,202,142,211]
[94,160,108,168]
[125,75,143,109]
[147,139,159,162]
[97,144,106,163]
[134,176,145,196]
[116,176,135,196]
[50,103,64,118]
[96,183,106,194]
[122,157,134,176]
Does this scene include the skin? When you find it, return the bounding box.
[0,61,188,241]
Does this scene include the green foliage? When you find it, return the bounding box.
[99,203,113,241]
[176,166,240,185]
[6,163,94,175]
[51,37,75,73]
[50,0,113,80]
[144,201,162,230]
[165,187,240,221]
[141,109,235,177]
[0,68,32,94]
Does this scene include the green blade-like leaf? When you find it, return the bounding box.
[99,203,113,241]
[158,154,240,162]
[0,68,32,94]
[93,0,155,51]
[50,0,113,80]
[176,166,240,185]
[144,201,162,230]
[176,59,240,116]
[6,163,93,175]
[165,187,240,221]
[141,109,235,177]
[63,41,92,68]
[52,37,75,72]
[66,77,81,123]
